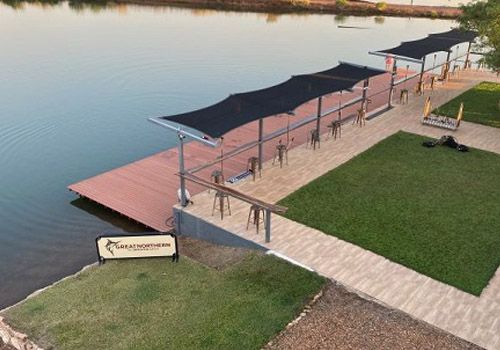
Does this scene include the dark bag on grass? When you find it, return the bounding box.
[442,136,459,149]
[422,141,436,148]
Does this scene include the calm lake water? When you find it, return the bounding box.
[0,2,459,308]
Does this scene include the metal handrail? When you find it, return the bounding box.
[179,172,287,214]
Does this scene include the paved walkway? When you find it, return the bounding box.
[182,71,500,349]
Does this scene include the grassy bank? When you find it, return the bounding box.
[434,81,500,128]
[1,253,324,350]
[279,132,500,295]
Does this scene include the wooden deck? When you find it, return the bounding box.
[68,72,413,231]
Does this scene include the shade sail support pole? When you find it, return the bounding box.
[418,56,427,94]
[316,97,322,134]
[464,42,472,69]
[258,118,263,171]
[177,133,188,207]
[362,78,369,112]
[444,50,452,80]
[388,59,397,108]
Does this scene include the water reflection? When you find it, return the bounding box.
[70,199,147,233]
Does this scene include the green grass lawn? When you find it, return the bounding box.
[2,253,324,350]
[434,81,500,128]
[279,132,500,295]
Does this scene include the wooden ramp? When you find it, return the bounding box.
[69,73,403,231]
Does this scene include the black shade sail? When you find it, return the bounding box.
[160,63,386,138]
[428,29,477,43]
[378,28,477,60]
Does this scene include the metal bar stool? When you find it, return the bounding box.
[212,190,231,220]
[400,89,409,104]
[247,156,260,181]
[415,81,424,96]
[272,141,288,168]
[307,129,320,150]
[246,204,266,233]
[353,108,366,127]
[328,120,342,140]
[209,170,224,193]
[430,76,437,90]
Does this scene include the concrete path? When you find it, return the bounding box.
[182,70,500,349]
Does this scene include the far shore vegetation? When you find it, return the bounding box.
[279,132,500,296]
[434,81,500,128]
[1,253,324,350]
[1,0,462,19]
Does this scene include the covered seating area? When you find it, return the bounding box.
[149,28,478,241]
[370,28,477,98]
[151,62,387,241]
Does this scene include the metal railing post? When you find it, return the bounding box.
[418,56,427,94]
[316,96,322,134]
[444,50,452,80]
[265,209,271,243]
[258,118,263,171]
[178,133,187,207]
[464,42,472,69]
[388,59,397,108]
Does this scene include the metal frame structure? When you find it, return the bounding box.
[370,34,475,95]
[150,55,471,241]
[149,117,219,207]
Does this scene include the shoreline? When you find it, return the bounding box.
[114,0,462,19]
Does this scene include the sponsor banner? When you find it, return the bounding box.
[96,233,178,262]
